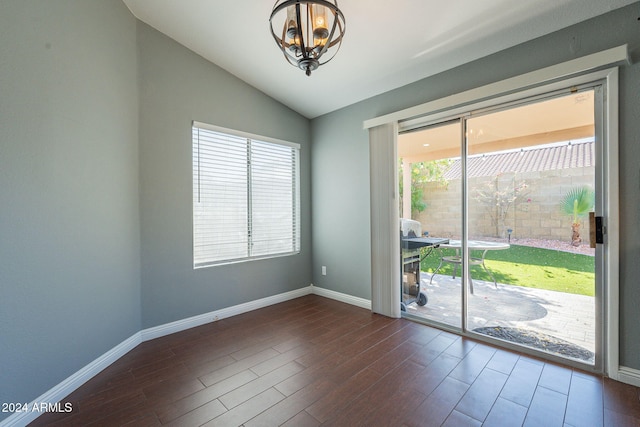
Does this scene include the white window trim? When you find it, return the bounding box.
[192,122,301,268]
[193,121,300,150]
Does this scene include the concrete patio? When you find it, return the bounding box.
[404,272,596,359]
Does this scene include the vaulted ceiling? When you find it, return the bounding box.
[122,0,636,118]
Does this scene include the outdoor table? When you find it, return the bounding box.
[429,239,510,294]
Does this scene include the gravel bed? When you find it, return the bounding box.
[476,236,595,256]
[474,326,595,362]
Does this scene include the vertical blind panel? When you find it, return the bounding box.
[193,126,300,266]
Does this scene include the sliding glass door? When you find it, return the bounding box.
[397,86,604,370]
[399,120,463,329]
[466,90,599,366]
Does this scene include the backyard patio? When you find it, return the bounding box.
[404,272,596,363]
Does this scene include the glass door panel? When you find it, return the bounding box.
[398,120,463,329]
[465,91,597,365]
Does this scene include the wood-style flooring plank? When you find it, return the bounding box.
[274,350,351,397]
[218,361,305,409]
[162,399,226,427]
[250,343,315,377]
[603,377,640,420]
[448,342,496,385]
[498,357,545,407]
[280,410,320,427]
[323,359,427,427]
[198,348,280,386]
[244,378,335,427]
[304,367,384,423]
[522,385,568,427]
[564,373,604,427]
[454,367,509,422]
[537,362,573,394]
[201,388,285,427]
[408,333,459,367]
[154,369,257,424]
[442,410,482,427]
[484,348,519,375]
[402,376,470,427]
[482,396,528,427]
[407,352,462,397]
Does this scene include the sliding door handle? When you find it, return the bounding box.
[589,213,604,247]
[595,216,604,244]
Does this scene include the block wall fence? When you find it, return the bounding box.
[415,166,594,242]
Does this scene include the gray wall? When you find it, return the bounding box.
[310,104,375,298]
[0,0,141,418]
[137,23,312,328]
[311,3,640,369]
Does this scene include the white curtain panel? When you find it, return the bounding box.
[368,123,401,318]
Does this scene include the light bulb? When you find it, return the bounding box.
[286,5,297,39]
[311,4,329,40]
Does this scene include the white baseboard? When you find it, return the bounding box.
[310,284,372,310]
[617,366,640,388]
[0,284,369,427]
[140,286,313,341]
[0,333,141,427]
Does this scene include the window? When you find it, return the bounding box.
[192,122,300,267]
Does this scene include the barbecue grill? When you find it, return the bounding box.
[400,219,449,311]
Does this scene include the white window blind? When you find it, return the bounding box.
[192,122,300,268]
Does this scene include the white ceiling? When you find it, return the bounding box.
[122,0,636,119]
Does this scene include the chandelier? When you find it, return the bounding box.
[269,0,346,76]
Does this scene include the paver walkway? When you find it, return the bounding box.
[405,272,595,356]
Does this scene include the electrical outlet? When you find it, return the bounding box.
[322,266,327,276]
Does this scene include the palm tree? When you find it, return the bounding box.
[560,186,595,246]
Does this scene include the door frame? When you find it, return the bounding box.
[367,58,620,376]
[401,85,607,371]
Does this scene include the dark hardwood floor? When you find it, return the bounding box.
[29,295,640,426]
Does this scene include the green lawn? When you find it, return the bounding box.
[421,244,595,296]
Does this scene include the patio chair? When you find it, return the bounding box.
[429,249,499,294]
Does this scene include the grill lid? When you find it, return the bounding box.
[400,218,422,238]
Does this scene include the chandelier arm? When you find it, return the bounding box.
[272,18,302,67]
[279,20,287,51]
[316,10,339,57]
[324,16,344,50]
[315,14,344,64]
[294,2,310,60]
[317,42,341,65]
[278,22,300,66]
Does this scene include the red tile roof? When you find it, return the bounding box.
[443,140,594,179]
